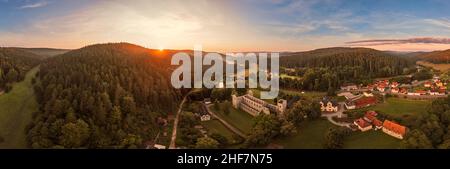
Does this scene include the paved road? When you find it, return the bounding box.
[321,102,351,128]
[205,104,247,138]
[168,91,192,149]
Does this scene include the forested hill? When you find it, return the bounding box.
[417,49,450,63]
[28,43,183,148]
[0,48,41,92]
[280,47,413,78]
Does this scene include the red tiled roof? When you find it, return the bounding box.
[355,118,371,128]
[355,97,377,107]
[383,120,406,136]
[365,111,378,121]
[373,119,383,127]
[416,90,427,94]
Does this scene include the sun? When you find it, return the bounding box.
[158,46,164,51]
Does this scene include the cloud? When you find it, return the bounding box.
[19,1,48,9]
[346,37,450,46]
[424,18,450,29]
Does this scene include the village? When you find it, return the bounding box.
[147,65,450,149]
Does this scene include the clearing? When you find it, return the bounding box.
[0,67,39,148]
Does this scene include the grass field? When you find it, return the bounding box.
[212,102,254,134]
[0,67,39,148]
[280,89,326,100]
[369,97,430,118]
[250,89,276,104]
[274,119,333,149]
[417,61,450,72]
[344,130,401,149]
[202,120,236,140]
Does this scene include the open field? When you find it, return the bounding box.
[417,61,450,72]
[0,67,39,148]
[202,120,236,140]
[280,89,326,100]
[250,89,275,104]
[344,130,401,149]
[212,102,254,134]
[274,119,332,149]
[356,97,431,118]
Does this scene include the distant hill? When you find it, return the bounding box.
[280,47,413,77]
[417,49,450,64]
[18,48,70,59]
[28,43,183,148]
[0,48,40,91]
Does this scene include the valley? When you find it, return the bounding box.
[1,43,450,149]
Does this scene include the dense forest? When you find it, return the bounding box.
[279,47,415,92]
[417,49,450,63]
[27,43,183,148]
[0,48,41,92]
[401,96,450,149]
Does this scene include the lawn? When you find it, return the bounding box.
[417,61,450,72]
[273,119,333,149]
[202,120,236,140]
[370,97,431,118]
[280,89,326,100]
[0,67,39,148]
[343,130,401,149]
[212,102,254,134]
[250,89,275,104]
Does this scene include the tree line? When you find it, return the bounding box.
[0,48,40,92]
[280,47,414,92]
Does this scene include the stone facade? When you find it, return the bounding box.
[232,91,287,117]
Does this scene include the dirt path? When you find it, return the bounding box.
[168,90,193,149]
[205,104,246,138]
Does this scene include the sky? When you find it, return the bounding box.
[1,0,450,52]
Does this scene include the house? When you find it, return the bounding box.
[382,120,407,139]
[373,119,383,130]
[153,144,166,149]
[200,104,211,121]
[354,118,372,132]
[320,97,339,112]
[424,81,432,88]
[391,88,399,93]
[376,84,386,92]
[200,114,211,121]
[390,82,399,88]
[341,83,358,91]
[416,90,427,95]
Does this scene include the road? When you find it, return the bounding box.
[204,104,246,138]
[168,91,192,149]
[321,102,351,128]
